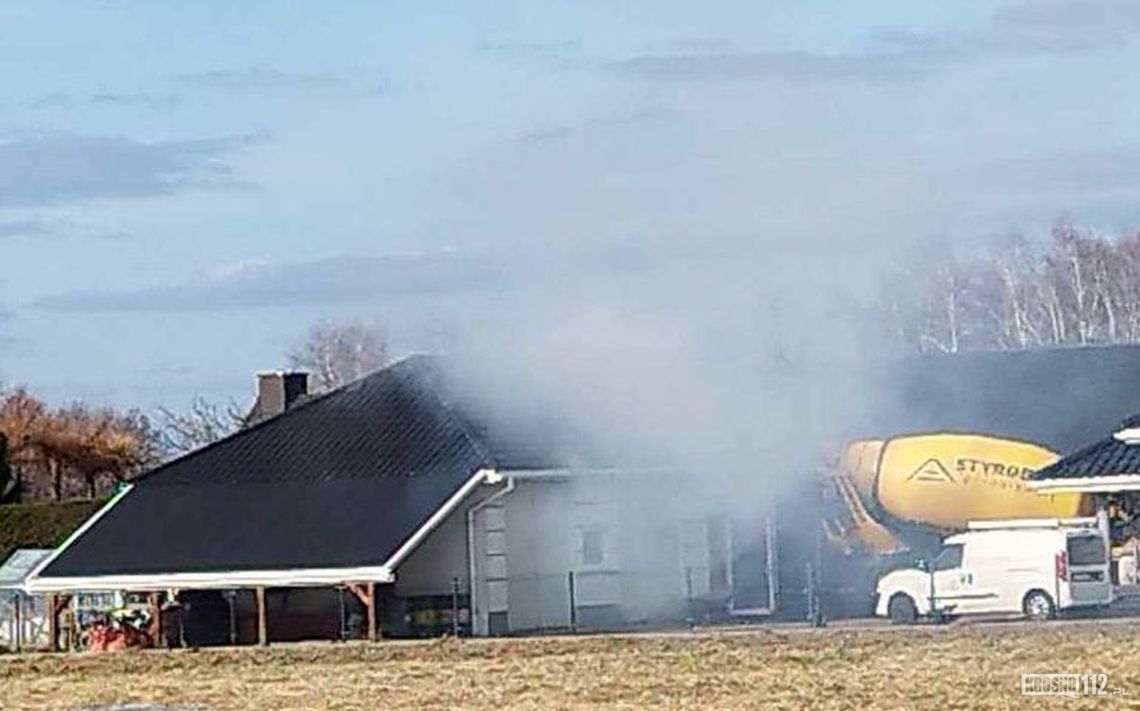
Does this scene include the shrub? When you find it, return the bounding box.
[0,500,104,562]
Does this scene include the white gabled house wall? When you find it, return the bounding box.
[452,468,780,636]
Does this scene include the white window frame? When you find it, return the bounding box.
[574,524,611,570]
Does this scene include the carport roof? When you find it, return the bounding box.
[0,548,52,590]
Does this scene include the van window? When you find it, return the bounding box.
[1067,535,1107,566]
[931,544,963,571]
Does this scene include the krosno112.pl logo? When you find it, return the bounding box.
[1021,674,1126,697]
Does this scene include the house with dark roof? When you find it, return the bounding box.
[26,356,794,645]
[25,344,1140,646]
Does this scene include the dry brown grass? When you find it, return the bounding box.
[1,622,1137,710]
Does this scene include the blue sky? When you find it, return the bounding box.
[3,0,1140,410]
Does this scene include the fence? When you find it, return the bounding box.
[0,592,48,651]
[481,567,769,634]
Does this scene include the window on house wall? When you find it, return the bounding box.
[578,526,606,566]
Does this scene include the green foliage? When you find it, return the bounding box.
[0,499,104,562]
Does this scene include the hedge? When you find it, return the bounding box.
[0,500,105,562]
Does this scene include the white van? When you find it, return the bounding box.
[875,518,1112,623]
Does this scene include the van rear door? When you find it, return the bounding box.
[1064,532,1111,606]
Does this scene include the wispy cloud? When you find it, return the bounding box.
[94,230,137,242]
[33,252,514,312]
[28,91,182,110]
[172,66,341,92]
[0,218,64,239]
[476,40,584,70]
[32,241,712,313]
[515,107,673,144]
[0,131,261,207]
[972,146,1140,193]
[611,0,1140,83]
[611,50,939,82]
[517,126,576,144]
[477,40,580,59]
[0,217,138,242]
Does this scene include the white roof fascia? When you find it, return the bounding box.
[382,467,497,572]
[1113,428,1140,443]
[504,466,678,480]
[24,484,135,588]
[25,564,394,594]
[1028,474,1140,493]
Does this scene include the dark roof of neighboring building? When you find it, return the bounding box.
[1029,412,1140,481]
[1030,435,1140,480]
[859,345,1140,453]
[36,356,528,580]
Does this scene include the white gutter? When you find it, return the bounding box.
[466,475,516,636]
[26,564,395,594]
[1028,474,1140,493]
[505,466,677,480]
[24,483,135,590]
[381,467,500,572]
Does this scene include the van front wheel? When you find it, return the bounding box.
[888,594,918,625]
[1023,590,1056,622]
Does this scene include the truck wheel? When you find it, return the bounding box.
[888,594,917,625]
[1023,590,1055,622]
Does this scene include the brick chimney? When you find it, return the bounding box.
[249,370,309,424]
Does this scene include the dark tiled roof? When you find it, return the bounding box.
[39,356,493,578]
[859,345,1140,453]
[39,354,636,580]
[1031,418,1140,481]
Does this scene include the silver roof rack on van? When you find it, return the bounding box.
[967,517,1098,531]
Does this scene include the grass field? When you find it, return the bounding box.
[2,622,1137,710]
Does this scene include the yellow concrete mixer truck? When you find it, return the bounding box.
[823,432,1091,556]
[820,432,1095,616]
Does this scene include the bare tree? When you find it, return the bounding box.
[991,233,1046,349]
[287,319,389,392]
[878,221,1140,354]
[156,397,244,457]
[1046,224,1103,345]
[1117,232,1140,340]
[0,433,15,503]
[887,244,995,354]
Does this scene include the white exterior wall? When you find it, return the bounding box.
[397,471,777,636]
[503,480,576,631]
[470,472,705,634]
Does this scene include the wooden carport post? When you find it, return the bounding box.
[367,582,377,641]
[47,594,71,652]
[146,592,161,648]
[346,582,378,641]
[46,593,57,651]
[256,587,268,646]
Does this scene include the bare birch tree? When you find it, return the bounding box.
[879,222,1140,353]
[156,397,245,456]
[287,319,389,392]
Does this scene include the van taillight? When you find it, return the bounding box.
[1055,551,1068,582]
